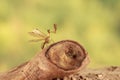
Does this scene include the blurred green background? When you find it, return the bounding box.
[0,0,120,72]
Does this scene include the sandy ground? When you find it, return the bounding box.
[63,66,120,80]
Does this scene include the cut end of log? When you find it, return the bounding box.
[46,40,89,71]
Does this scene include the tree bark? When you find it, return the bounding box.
[64,66,120,80]
[0,40,89,80]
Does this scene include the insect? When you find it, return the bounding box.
[29,24,57,49]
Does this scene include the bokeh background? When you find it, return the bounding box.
[0,0,120,72]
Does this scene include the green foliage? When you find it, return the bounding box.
[0,0,120,72]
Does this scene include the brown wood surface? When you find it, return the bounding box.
[0,40,89,80]
[63,66,120,80]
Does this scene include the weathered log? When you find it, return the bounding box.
[64,66,120,80]
[0,40,89,80]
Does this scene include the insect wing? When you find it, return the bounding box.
[29,38,44,42]
[29,29,47,38]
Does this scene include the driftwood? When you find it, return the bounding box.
[0,40,89,80]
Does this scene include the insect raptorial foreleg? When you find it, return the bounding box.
[47,24,57,34]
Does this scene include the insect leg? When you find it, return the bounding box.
[53,24,57,33]
[41,41,46,49]
[47,24,57,34]
[51,24,57,33]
